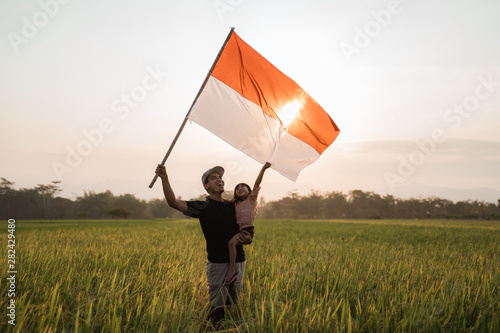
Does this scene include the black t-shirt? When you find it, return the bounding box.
[184,198,245,263]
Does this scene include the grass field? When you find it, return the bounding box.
[1,218,499,332]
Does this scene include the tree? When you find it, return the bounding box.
[35,181,62,219]
[75,190,114,219]
[322,191,347,218]
[0,178,15,219]
[380,194,396,218]
[347,190,382,218]
[147,198,183,218]
[298,190,324,219]
[52,197,74,219]
[108,208,131,219]
[112,194,149,219]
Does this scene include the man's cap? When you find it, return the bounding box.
[202,166,224,184]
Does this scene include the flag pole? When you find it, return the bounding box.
[148,27,236,188]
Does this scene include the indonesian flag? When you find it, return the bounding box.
[188,31,340,181]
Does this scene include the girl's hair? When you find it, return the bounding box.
[233,183,251,202]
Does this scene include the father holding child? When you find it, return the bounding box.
[155,163,268,325]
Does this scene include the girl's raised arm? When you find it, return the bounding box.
[253,162,271,189]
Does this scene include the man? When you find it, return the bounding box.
[155,164,251,325]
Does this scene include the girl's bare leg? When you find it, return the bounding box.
[225,234,241,280]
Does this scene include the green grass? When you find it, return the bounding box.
[1,219,499,332]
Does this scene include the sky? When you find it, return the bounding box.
[1,0,500,204]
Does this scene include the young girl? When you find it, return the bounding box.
[224,162,271,284]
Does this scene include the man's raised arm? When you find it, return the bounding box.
[155,164,188,213]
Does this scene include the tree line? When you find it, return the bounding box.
[0,178,182,220]
[257,189,500,220]
[1,178,499,220]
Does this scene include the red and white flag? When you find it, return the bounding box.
[188,31,340,181]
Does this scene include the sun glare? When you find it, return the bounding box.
[277,100,302,128]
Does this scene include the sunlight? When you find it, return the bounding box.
[277,100,302,128]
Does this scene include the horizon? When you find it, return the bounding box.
[1,0,499,205]
[2,175,499,205]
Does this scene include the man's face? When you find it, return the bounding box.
[204,172,224,194]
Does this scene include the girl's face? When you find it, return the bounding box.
[235,184,250,199]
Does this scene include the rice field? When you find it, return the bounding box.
[1,218,499,332]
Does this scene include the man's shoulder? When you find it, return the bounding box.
[210,198,236,211]
[184,199,210,217]
[186,198,211,210]
[186,197,234,211]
